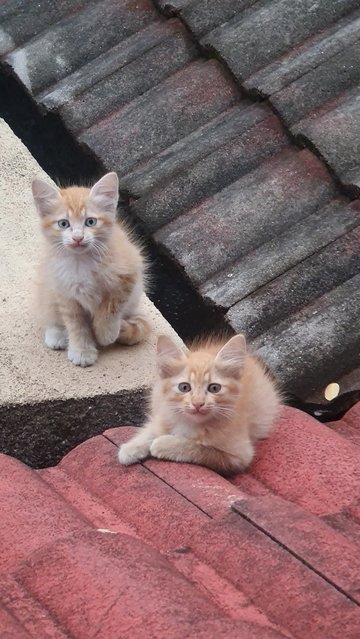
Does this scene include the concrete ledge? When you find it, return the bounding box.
[0,118,180,467]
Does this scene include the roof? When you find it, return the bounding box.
[1,0,359,397]
[1,405,360,637]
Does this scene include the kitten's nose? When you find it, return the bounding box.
[73,237,83,246]
[192,401,204,412]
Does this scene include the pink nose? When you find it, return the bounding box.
[192,402,204,412]
[73,237,83,246]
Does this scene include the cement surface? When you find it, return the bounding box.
[0,117,180,408]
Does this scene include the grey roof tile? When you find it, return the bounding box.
[271,41,360,127]
[4,0,158,94]
[80,59,239,177]
[252,272,360,396]
[119,102,267,196]
[0,0,89,56]
[2,0,359,394]
[179,0,258,38]
[155,149,336,286]
[201,0,359,81]
[58,22,197,133]
[293,89,360,192]
[203,199,360,308]
[38,20,175,110]
[132,111,287,231]
[244,10,360,96]
[227,212,360,339]
[156,0,192,11]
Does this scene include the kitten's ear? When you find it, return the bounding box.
[32,178,61,217]
[156,335,186,377]
[88,172,119,216]
[215,335,246,377]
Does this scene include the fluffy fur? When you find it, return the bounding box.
[32,172,150,367]
[118,334,280,474]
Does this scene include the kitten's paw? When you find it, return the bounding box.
[118,441,150,465]
[150,435,178,460]
[45,326,67,350]
[67,347,98,367]
[234,442,254,471]
[94,316,122,347]
[117,315,151,346]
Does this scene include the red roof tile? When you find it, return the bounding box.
[1,405,359,637]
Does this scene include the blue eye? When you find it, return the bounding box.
[208,383,222,393]
[58,219,70,229]
[85,217,97,227]
[178,382,191,393]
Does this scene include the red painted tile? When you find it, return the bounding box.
[329,403,360,447]
[40,462,139,538]
[342,403,360,429]
[10,531,289,639]
[54,433,210,549]
[0,575,69,639]
[190,515,360,639]
[246,406,360,516]
[0,454,87,575]
[232,493,360,601]
[322,512,360,545]
[165,549,295,638]
[0,601,33,638]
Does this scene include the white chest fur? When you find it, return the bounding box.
[50,253,103,313]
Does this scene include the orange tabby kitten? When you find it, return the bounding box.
[32,172,149,367]
[118,334,280,474]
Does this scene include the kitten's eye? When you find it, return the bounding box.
[208,383,222,393]
[85,217,97,227]
[178,382,191,393]
[58,219,70,229]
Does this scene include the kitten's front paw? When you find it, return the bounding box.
[94,316,121,347]
[118,440,150,465]
[67,347,98,367]
[150,435,178,460]
[45,326,68,350]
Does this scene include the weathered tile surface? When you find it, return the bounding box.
[4,0,158,93]
[1,0,360,396]
[80,59,239,177]
[227,219,360,340]
[155,150,335,286]
[59,21,197,133]
[1,405,360,637]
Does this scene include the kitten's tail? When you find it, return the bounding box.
[117,314,151,346]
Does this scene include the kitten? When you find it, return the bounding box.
[118,334,280,474]
[32,172,150,367]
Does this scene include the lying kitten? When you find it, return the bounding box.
[32,172,149,367]
[118,334,280,474]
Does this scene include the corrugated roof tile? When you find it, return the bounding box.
[1,403,360,637]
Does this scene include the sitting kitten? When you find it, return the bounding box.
[32,172,149,367]
[118,334,280,474]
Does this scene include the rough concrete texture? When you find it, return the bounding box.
[1,402,360,637]
[0,118,180,465]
